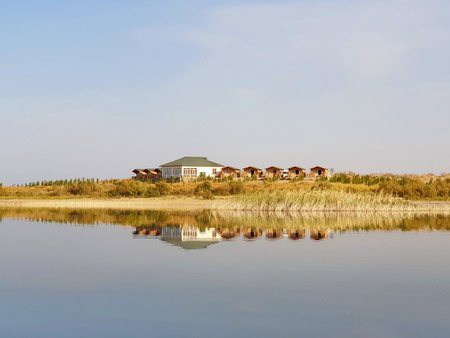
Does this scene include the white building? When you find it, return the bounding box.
[160,156,224,179]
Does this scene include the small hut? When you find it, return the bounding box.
[264,166,283,179]
[288,166,306,179]
[242,166,263,178]
[220,166,241,179]
[132,169,147,180]
[143,168,162,179]
[310,166,328,178]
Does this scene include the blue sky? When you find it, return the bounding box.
[1,0,450,185]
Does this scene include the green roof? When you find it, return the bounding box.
[163,240,220,250]
[161,156,224,167]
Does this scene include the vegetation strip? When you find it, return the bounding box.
[1,175,449,212]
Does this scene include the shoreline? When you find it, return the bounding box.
[0,197,214,210]
[1,197,450,212]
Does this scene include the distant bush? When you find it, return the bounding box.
[69,181,100,196]
[3,175,449,201]
[155,181,171,196]
[228,181,245,195]
[289,177,304,183]
[212,185,230,196]
[195,182,214,199]
[146,185,161,197]
[377,177,450,200]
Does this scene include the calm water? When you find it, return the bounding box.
[1,208,449,338]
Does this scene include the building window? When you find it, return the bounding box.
[183,168,197,178]
[163,168,173,178]
[173,168,181,177]
[212,169,217,174]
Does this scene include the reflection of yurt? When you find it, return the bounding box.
[243,229,262,239]
[288,229,306,240]
[220,228,239,239]
[265,229,283,239]
[310,229,328,240]
[149,229,160,236]
[133,226,161,236]
[137,228,148,235]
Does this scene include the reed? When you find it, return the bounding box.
[217,189,417,211]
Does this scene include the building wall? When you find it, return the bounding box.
[242,169,262,178]
[162,166,182,178]
[133,172,147,180]
[311,169,329,177]
[288,168,306,178]
[265,169,282,178]
[162,166,223,179]
[222,169,240,178]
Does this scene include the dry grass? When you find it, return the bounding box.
[1,189,450,212]
[216,189,432,212]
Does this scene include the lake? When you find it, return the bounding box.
[1,208,449,338]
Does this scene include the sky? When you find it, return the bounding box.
[1,0,450,185]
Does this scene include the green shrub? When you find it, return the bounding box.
[155,181,171,196]
[69,181,100,195]
[212,185,230,196]
[195,182,214,199]
[228,180,245,195]
[145,185,161,197]
[377,177,450,200]
[289,176,305,183]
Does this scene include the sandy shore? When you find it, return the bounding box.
[0,197,215,210]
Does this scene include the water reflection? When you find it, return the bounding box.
[132,224,333,248]
[1,207,450,337]
[1,207,450,244]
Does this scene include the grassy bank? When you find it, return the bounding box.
[0,195,449,212]
[1,177,450,212]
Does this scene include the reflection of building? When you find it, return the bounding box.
[287,229,306,240]
[265,229,283,239]
[310,230,329,240]
[133,224,333,247]
[133,225,161,236]
[220,228,240,239]
[161,225,221,250]
[243,229,262,239]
